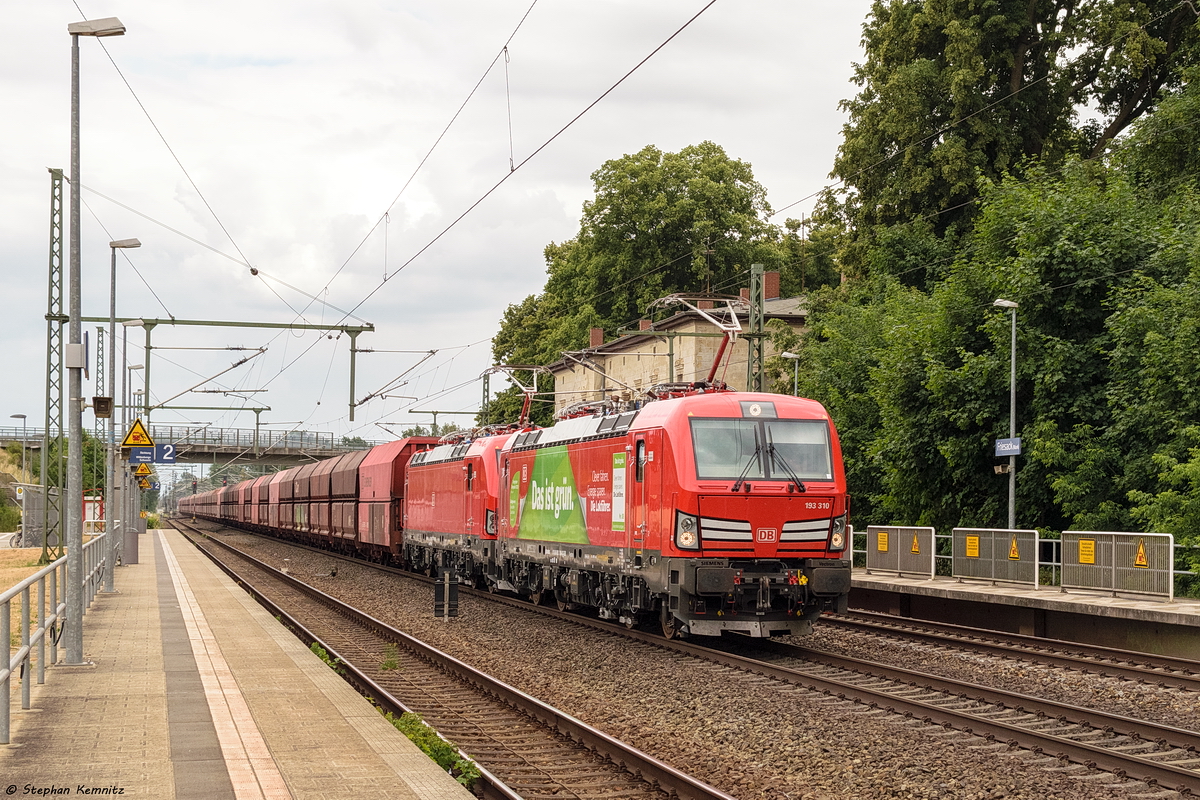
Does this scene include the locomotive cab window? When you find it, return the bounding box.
[690,418,832,481]
[635,440,646,482]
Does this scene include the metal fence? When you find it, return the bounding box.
[147,426,384,453]
[864,525,936,577]
[852,524,1183,601]
[13,484,59,549]
[0,424,386,455]
[951,528,1039,586]
[1,531,109,743]
[1061,531,1175,601]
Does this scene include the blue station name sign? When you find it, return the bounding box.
[994,437,1022,457]
[128,444,177,464]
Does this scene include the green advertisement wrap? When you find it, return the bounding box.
[517,445,589,543]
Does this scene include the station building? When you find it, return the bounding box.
[548,271,807,417]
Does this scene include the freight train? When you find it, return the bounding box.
[179,389,851,638]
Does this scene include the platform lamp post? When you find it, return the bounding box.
[127,379,144,560]
[10,415,26,544]
[121,317,144,563]
[65,15,127,665]
[104,239,139,592]
[994,299,1018,529]
[780,352,800,396]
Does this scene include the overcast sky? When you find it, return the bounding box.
[2,0,872,477]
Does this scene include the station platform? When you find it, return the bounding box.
[851,570,1200,659]
[0,528,474,800]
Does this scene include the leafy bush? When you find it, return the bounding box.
[382,711,479,788]
[309,642,345,676]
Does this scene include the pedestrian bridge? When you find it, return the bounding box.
[0,424,387,466]
[148,424,389,465]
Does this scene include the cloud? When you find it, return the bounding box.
[2,0,869,459]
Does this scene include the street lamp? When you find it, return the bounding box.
[10,415,27,545]
[780,352,800,397]
[993,299,1018,529]
[105,240,140,593]
[65,15,127,665]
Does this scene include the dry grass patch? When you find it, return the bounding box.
[0,549,53,652]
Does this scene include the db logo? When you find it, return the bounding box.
[756,528,778,543]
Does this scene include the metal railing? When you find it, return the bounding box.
[1062,531,1175,601]
[854,524,1188,602]
[0,425,386,453]
[863,525,936,576]
[951,528,1040,586]
[1,532,109,743]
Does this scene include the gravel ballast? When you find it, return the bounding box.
[197,527,1169,800]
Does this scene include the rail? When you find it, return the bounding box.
[0,533,109,743]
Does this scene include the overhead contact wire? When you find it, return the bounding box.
[257,2,720,396]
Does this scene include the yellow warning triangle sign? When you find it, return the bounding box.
[134,463,152,477]
[910,534,920,554]
[121,418,154,448]
[1134,538,1149,568]
[138,477,150,489]
[1008,535,1020,560]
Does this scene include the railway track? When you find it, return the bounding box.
[179,520,1200,796]
[472,588,1200,796]
[821,610,1200,692]
[171,520,734,800]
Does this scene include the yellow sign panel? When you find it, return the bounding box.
[1079,539,1096,565]
[138,477,150,489]
[1008,535,1020,561]
[121,418,154,448]
[140,511,148,519]
[877,530,889,553]
[1134,538,1149,569]
[134,463,153,476]
[910,533,920,554]
[965,536,979,558]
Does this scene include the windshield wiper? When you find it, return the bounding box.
[767,428,806,493]
[731,426,762,492]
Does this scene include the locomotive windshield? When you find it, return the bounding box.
[690,418,833,481]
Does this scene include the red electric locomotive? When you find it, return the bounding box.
[402,431,517,578]
[492,390,850,638]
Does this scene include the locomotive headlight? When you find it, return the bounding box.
[829,514,848,551]
[485,509,497,535]
[675,511,700,550]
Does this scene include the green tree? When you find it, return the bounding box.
[491,141,784,425]
[400,423,460,438]
[35,431,108,494]
[828,0,1198,282]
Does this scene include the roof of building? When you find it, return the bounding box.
[546,295,808,374]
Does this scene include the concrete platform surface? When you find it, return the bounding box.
[852,570,1200,626]
[0,528,474,800]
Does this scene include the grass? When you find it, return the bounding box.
[0,550,50,651]
[382,711,480,788]
[381,642,399,671]
[307,639,478,789]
